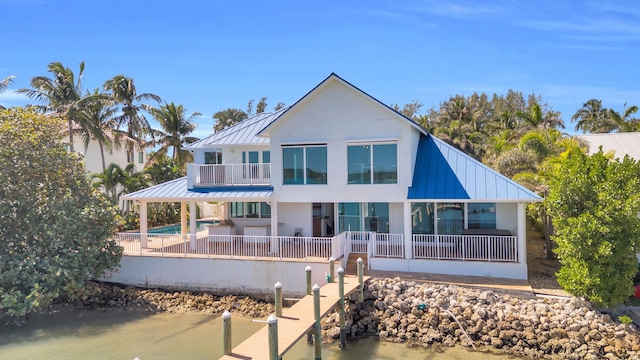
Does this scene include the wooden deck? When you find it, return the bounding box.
[220,275,370,360]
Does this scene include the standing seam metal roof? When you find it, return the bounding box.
[184,107,290,149]
[122,177,272,201]
[576,132,640,160]
[407,134,542,201]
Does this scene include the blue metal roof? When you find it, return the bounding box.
[185,107,289,149]
[123,177,273,202]
[407,134,542,201]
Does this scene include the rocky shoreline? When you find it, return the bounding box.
[64,281,274,318]
[63,280,640,359]
[323,278,640,360]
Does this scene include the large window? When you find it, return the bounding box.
[437,203,464,235]
[230,202,271,219]
[282,145,327,185]
[347,143,397,184]
[338,202,389,233]
[467,203,496,229]
[411,202,434,234]
[411,202,497,235]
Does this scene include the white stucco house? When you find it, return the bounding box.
[72,133,147,174]
[117,74,541,285]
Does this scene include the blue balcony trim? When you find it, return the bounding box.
[190,185,274,193]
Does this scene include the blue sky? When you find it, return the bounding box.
[1,0,639,138]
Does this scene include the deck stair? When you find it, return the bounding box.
[345,253,368,275]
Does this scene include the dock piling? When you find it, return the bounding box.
[306,266,313,344]
[328,257,335,283]
[222,310,232,355]
[313,283,322,360]
[268,314,278,360]
[274,281,283,317]
[305,266,312,295]
[357,258,364,302]
[337,267,346,348]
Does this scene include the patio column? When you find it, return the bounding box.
[190,201,197,251]
[517,202,527,264]
[270,201,279,254]
[404,201,413,260]
[140,201,148,248]
[180,201,187,235]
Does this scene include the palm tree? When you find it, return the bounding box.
[147,102,200,166]
[0,75,14,92]
[607,103,639,132]
[103,75,161,161]
[145,153,184,184]
[78,88,121,171]
[92,163,126,204]
[572,99,616,133]
[18,62,91,151]
[0,76,15,109]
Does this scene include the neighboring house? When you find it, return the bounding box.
[576,132,640,160]
[73,133,147,174]
[120,74,541,280]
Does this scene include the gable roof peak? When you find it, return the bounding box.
[257,73,427,136]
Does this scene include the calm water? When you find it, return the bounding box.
[0,308,515,359]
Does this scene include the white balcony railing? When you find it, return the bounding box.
[411,234,518,262]
[187,163,271,188]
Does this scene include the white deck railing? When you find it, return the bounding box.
[115,232,517,263]
[347,231,374,254]
[411,234,518,262]
[372,233,405,258]
[114,232,339,261]
[188,163,271,187]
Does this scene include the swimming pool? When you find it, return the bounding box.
[148,220,216,235]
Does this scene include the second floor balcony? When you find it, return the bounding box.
[187,163,271,189]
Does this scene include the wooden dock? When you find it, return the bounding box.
[220,275,370,360]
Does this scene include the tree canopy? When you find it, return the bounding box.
[546,150,640,306]
[213,97,284,132]
[17,62,91,152]
[0,108,122,319]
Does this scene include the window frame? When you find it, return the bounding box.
[347,141,397,185]
[282,144,327,185]
[230,202,271,219]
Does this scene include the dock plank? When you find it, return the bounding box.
[220,275,369,360]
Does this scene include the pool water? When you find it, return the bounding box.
[148,220,215,234]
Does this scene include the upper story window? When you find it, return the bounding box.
[205,149,222,164]
[282,145,327,185]
[347,143,397,184]
[138,151,144,164]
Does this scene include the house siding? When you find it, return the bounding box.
[267,79,418,204]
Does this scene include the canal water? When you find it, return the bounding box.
[0,308,513,359]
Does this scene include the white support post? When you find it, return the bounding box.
[181,201,187,235]
[403,201,413,260]
[270,201,279,254]
[190,201,197,251]
[140,201,148,248]
[517,202,527,264]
